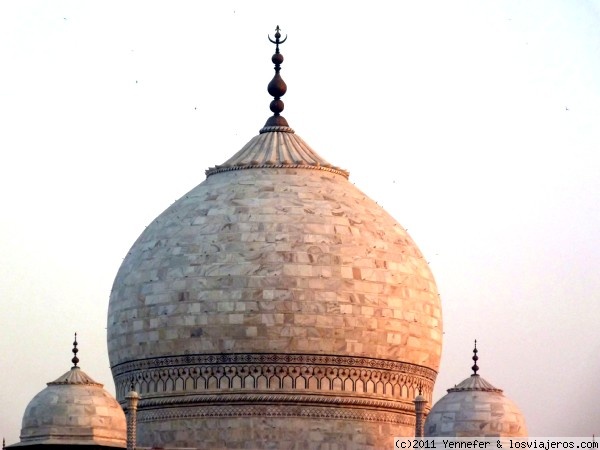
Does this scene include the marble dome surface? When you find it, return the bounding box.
[106,125,442,447]
[14,366,126,447]
[108,127,442,368]
[108,126,442,362]
[425,374,528,438]
[106,28,443,448]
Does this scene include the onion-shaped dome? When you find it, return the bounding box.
[11,337,126,448]
[425,343,527,437]
[107,27,443,448]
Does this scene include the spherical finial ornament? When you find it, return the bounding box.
[471,339,479,375]
[272,53,284,65]
[71,332,79,368]
[270,99,285,115]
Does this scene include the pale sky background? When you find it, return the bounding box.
[1,0,599,443]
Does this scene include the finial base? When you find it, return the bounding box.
[259,125,295,134]
[263,115,289,129]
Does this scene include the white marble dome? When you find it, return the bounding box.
[107,125,442,448]
[108,129,442,368]
[425,374,528,437]
[107,30,443,448]
[14,365,126,447]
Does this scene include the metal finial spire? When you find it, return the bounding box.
[471,339,479,375]
[262,25,290,131]
[71,332,79,368]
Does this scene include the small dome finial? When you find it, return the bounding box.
[71,332,79,368]
[471,339,479,375]
[262,25,291,132]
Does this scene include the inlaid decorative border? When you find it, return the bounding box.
[113,352,436,403]
[137,403,417,426]
[139,392,418,411]
[112,353,437,378]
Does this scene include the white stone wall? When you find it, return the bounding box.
[136,415,414,449]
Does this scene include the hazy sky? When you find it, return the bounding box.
[1,1,599,443]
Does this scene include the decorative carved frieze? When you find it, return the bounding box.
[138,392,420,413]
[137,403,417,426]
[113,352,436,405]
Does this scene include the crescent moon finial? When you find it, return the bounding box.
[268,25,288,53]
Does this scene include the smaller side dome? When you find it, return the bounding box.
[424,342,527,438]
[11,336,126,448]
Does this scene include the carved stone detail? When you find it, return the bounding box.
[139,392,419,412]
[138,403,417,426]
[113,352,436,404]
